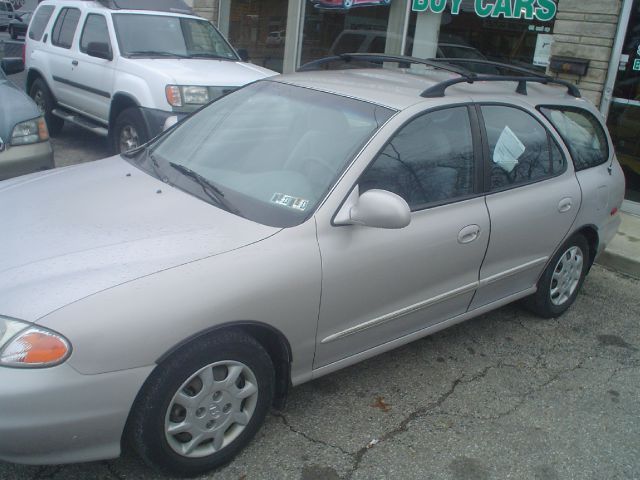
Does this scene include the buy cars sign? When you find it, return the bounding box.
[412,0,557,22]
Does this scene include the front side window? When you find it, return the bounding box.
[360,106,475,210]
[51,7,81,49]
[80,14,111,54]
[113,14,237,60]
[147,81,394,228]
[29,5,54,41]
[482,106,565,191]
[539,106,609,171]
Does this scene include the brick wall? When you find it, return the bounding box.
[550,0,622,106]
[191,0,219,24]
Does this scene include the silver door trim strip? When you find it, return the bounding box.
[320,281,478,344]
[611,98,640,108]
[478,256,549,287]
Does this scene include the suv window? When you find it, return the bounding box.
[360,106,475,210]
[481,105,565,191]
[80,14,110,53]
[539,106,609,171]
[51,7,81,49]
[29,5,55,41]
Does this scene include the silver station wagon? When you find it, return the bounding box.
[0,54,625,476]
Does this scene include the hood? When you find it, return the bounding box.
[127,58,277,86]
[0,79,40,146]
[0,157,279,321]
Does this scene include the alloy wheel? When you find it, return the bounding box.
[550,246,583,306]
[119,125,140,152]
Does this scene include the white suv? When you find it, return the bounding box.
[25,0,276,153]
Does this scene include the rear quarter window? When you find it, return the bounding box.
[29,5,55,41]
[539,106,609,171]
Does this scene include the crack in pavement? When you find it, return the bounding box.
[273,411,352,457]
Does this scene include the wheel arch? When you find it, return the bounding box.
[109,93,140,129]
[155,321,293,410]
[26,68,51,98]
[572,224,599,269]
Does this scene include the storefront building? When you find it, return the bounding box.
[188,0,640,213]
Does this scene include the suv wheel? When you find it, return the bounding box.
[523,234,590,319]
[128,330,275,477]
[29,78,64,136]
[113,107,149,154]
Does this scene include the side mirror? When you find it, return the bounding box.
[0,57,25,75]
[86,42,113,61]
[335,188,411,229]
[237,48,250,62]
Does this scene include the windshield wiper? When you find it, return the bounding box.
[126,51,190,59]
[169,162,242,216]
[188,52,236,60]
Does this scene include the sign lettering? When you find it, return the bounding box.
[412,0,557,22]
[633,59,640,72]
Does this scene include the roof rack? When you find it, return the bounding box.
[85,0,193,14]
[297,53,581,99]
[297,53,475,80]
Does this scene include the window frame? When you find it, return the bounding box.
[352,103,485,215]
[28,5,55,42]
[536,105,610,172]
[79,13,111,55]
[51,7,81,49]
[475,103,568,195]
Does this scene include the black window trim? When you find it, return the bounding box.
[79,13,112,55]
[476,102,569,196]
[536,104,610,172]
[331,102,484,226]
[51,7,81,49]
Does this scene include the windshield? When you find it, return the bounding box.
[113,14,237,60]
[148,81,394,227]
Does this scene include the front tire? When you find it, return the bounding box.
[29,78,64,136]
[112,107,150,154]
[128,330,275,477]
[523,234,590,319]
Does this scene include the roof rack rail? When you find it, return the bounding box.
[420,75,581,98]
[80,0,193,14]
[297,53,475,80]
[431,57,548,77]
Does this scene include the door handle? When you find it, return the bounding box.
[72,60,79,66]
[458,225,480,244]
[558,198,572,213]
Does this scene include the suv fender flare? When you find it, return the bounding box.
[26,69,57,102]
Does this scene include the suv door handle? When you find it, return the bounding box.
[458,225,480,244]
[558,198,572,213]
[72,60,79,66]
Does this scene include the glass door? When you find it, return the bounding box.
[607,0,640,202]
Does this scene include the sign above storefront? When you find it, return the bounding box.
[412,0,557,22]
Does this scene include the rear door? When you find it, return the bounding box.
[48,6,82,108]
[469,104,581,309]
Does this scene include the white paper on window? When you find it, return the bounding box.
[493,126,526,173]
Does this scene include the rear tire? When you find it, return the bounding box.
[523,234,590,319]
[29,78,64,136]
[128,330,275,477]
[112,107,149,154]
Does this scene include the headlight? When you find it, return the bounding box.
[0,316,71,368]
[10,117,49,146]
[166,85,229,107]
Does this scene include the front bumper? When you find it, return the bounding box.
[0,363,154,465]
[0,141,54,181]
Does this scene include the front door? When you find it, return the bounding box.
[314,105,490,369]
[607,0,640,204]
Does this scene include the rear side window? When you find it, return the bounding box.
[51,7,81,49]
[80,14,110,53]
[539,106,609,171]
[29,5,55,41]
[481,106,566,191]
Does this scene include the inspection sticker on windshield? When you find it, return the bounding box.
[271,193,309,211]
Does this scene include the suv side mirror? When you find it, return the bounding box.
[86,42,113,61]
[335,188,411,229]
[237,48,250,62]
[0,57,25,75]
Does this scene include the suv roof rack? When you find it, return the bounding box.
[298,53,581,99]
[77,0,193,14]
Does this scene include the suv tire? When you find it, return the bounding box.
[29,78,64,136]
[523,234,590,319]
[112,107,150,154]
[128,329,275,477]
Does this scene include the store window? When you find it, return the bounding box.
[301,0,394,65]
[406,1,556,73]
[227,0,288,72]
